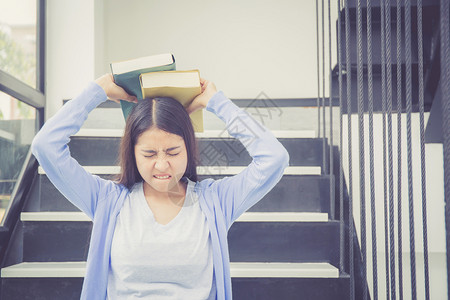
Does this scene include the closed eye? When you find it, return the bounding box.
[144,153,180,158]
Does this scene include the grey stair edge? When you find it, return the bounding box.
[73,128,317,139]
[1,262,339,278]
[21,212,329,222]
[38,166,322,176]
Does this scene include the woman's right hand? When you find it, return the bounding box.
[95,74,138,104]
[186,77,217,115]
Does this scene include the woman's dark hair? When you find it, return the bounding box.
[112,97,199,190]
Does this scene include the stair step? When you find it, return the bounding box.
[1,277,83,300]
[210,174,333,214]
[21,214,339,263]
[74,128,317,138]
[344,0,428,8]
[38,165,321,175]
[232,275,350,299]
[1,262,338,278]
[337,4,426,67]
[333,68,420,114]
[37,174,332,214]
[230,262,338,278]
[66,137,327,167]
[21,211,328,222]
[1,262,86,278]
[80,104,324,132]
[228,221,340,265]
[21,212,91,222]
[235,212,328,222]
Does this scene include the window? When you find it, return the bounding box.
[0,90,36,222]
[0,0,44,226]
[0,0,37,89]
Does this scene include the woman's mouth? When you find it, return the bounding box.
[153,175,171,180]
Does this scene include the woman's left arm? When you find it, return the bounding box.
[190,81,289,230]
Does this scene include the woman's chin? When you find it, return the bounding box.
[148,177,178,191]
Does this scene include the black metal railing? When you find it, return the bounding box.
[316,0,449,299]
[440,0,450,298]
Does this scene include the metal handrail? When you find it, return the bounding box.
[0,148,38,265]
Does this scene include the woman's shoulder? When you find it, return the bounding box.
[184,176,211,193]
[189,176,230,195]
[95,178,136,209]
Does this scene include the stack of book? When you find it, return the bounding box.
[110,53,204,132]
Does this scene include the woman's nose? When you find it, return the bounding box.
[154,156,169,170]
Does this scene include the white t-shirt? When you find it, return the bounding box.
[106,178,216,299]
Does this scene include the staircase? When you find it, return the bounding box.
[333,1,438,114]
[0,99,352,299]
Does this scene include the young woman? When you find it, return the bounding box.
[31,73,289,300]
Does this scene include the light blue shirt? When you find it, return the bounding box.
[31,81,290,299]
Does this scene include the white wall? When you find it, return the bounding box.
[47,0,338,116]
[98,0,337,100]
[46,0,96,119]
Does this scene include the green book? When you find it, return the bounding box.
[110,53,176,120]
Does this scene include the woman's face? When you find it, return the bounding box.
[134,127,188,195]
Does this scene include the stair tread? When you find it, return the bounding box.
[21,211,329,222]
[230,262,339,278]
[1,262,339,278]
[38,165,322,175]
[73,128,316,138]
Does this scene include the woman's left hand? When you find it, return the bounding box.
[186,77,217,115]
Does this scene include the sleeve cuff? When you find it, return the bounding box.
[205,91,227,113]
[83,81,108,112]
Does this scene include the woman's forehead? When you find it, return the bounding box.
[135,128,184,147]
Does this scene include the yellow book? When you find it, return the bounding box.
[140,70,204,132]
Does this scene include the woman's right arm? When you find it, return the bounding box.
[31,75,137,220]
